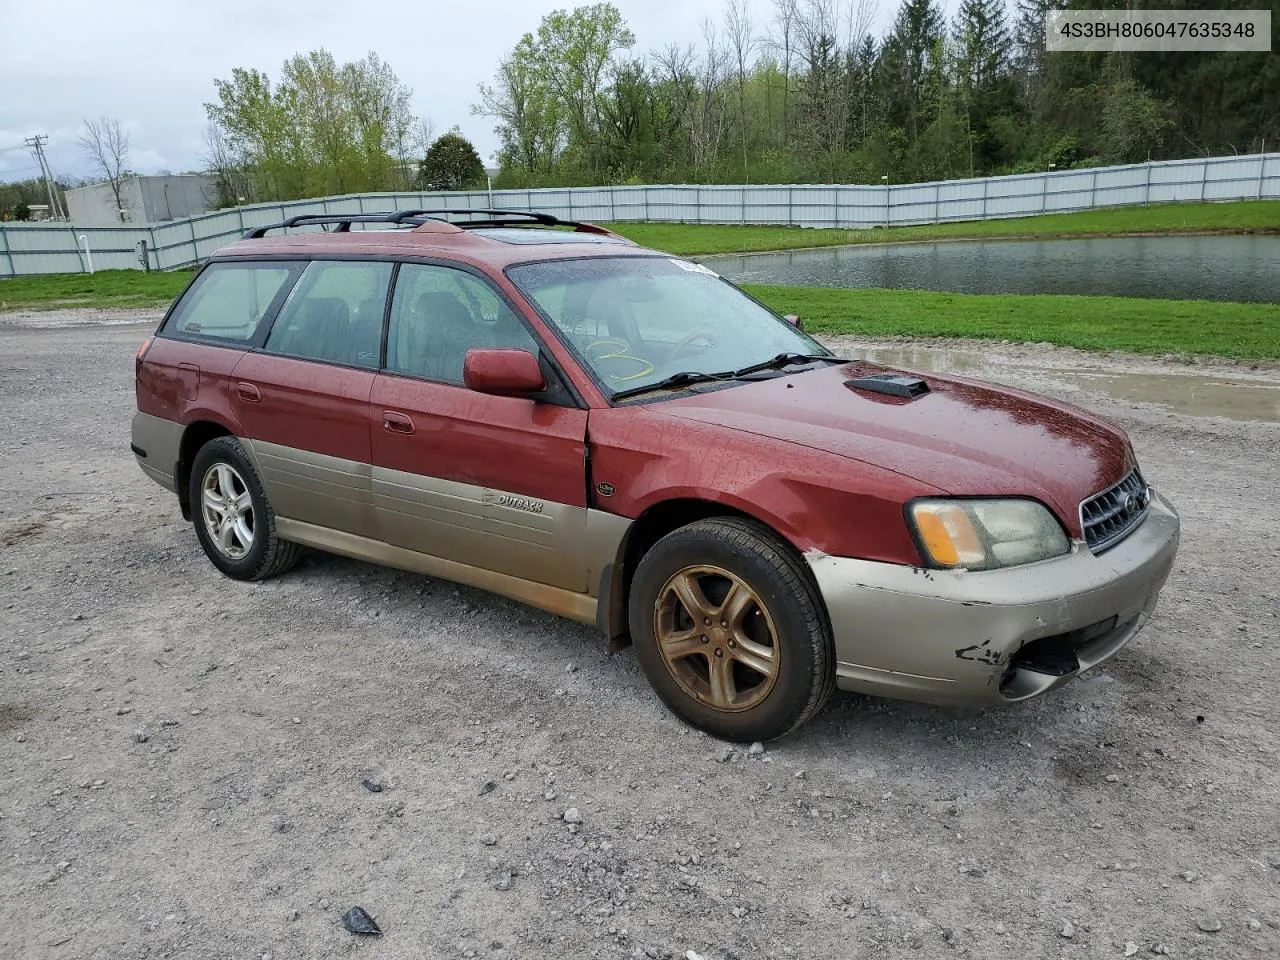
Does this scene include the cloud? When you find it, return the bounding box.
[0,0,905,181]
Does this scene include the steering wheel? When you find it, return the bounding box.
[665,331,717,365]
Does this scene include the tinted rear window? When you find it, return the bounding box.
[264,260,393,368]
[166,262,299,342]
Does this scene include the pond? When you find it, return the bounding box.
[702,234,1280,303]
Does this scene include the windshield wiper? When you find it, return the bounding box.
[730,352,841,378]
[610,354,840,402]
[610,370,733,401]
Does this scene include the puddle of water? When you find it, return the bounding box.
[848,345,1280,423]
[706,234,1280,302]
[855,345,987,375]
[1049,371,1280,423]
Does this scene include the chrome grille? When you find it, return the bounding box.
[1080,469,1150,553]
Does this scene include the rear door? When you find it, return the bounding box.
[370,261,591,591]
[231,259,393,538]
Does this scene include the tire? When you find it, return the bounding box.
[628,517,835,742]
[188,436,300,581]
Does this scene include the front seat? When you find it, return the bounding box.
[402,291,492,382]
[584,286,638,344]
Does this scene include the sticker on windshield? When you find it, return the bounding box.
[669,258,718,277]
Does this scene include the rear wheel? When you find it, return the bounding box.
[629,517,835,742]
[189,436,300,581]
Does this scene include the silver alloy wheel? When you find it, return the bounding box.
[200,462,255,560]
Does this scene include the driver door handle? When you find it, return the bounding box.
[382,411,415,435]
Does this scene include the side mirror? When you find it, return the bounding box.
[463,348,546,397]
[783,314,805,332]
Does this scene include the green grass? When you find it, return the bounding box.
[0,269,192,310]
[4,220,1278,360]
[746,285,1280,360]
[607,199,1280,255]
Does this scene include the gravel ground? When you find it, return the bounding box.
[2,310,1278,960]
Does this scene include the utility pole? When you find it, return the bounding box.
[25,134,67,221]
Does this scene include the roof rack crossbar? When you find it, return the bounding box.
[394,209,616,236]
[387,208,559,226]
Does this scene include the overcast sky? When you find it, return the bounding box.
[1,0,913,184]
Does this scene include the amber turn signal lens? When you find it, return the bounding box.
[911,502,985,568]
[135,337,153,369]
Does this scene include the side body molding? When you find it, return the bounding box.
[245,441,631,625]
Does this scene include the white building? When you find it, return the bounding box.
[65,174,220,225]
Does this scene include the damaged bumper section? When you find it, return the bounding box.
[807,492,1180,706]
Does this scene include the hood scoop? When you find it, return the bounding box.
[846,373,931,399]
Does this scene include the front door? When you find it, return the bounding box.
[231,259,393,538]
[370,262,590,592]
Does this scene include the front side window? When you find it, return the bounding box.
[386,263,539,383]
[166,262,299,342]
[264,260,393,368]
[507,256,826,397]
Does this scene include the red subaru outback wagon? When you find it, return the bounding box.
[133,209,1180,741]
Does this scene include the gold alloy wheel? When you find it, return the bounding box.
[654,564,780,712]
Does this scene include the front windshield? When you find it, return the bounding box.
[507,256,828,397]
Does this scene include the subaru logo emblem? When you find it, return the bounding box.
[1117,488,1146,518]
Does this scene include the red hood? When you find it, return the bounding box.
[652,361,1133,536]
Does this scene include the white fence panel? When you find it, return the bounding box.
[2,152,1276,276]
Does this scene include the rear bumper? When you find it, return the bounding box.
[132,411,181,493]
[806,492,1180,706]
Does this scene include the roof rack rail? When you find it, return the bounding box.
[241,213,398,239]
[242,208,618,240]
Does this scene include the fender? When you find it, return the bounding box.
[588,405,930,566]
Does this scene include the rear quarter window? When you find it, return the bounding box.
[164,262,299,342]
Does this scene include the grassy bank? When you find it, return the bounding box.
[746,285,1280,360]
[0,270,192,310]
[608,199,1280,255]
[3,257,1277,361]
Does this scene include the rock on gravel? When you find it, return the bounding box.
[341,906,381,936]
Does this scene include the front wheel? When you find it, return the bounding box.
[188,436,300,581]
[628,517,835,742]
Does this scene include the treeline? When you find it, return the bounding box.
[476,0,1280,188]
[0,178,69,221]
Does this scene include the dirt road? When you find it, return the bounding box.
[2,310,1277,959]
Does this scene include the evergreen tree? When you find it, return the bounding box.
[954,0,1011,95]
[882,0,945,141]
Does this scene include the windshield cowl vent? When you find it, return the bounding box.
[845,374,930,399]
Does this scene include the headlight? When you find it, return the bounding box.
[908,499,1069,571]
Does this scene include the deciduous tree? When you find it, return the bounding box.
[417,130,487,190]
[79,116,131,220]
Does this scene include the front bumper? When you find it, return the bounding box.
[807,492,1180,706]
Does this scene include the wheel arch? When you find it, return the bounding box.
[602,496,817,646]
[175,418,237,519]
